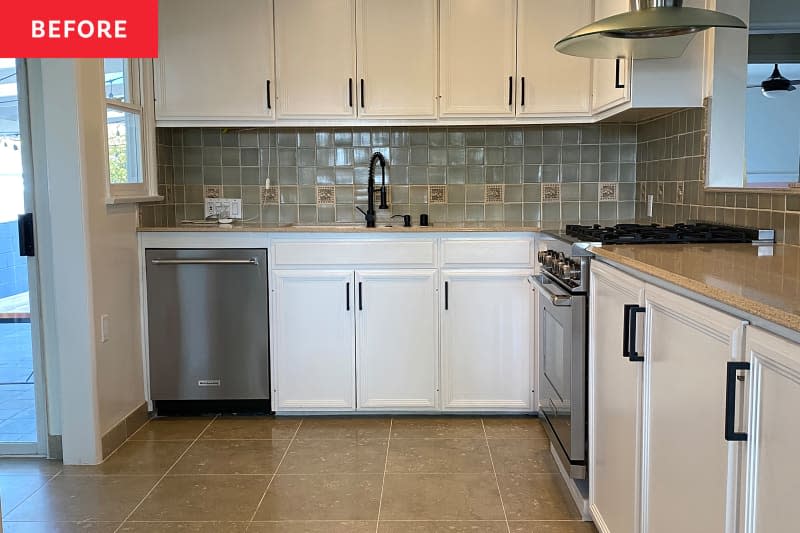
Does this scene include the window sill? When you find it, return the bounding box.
[105,195,164,205]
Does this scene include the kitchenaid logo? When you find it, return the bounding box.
[2,0,157,57]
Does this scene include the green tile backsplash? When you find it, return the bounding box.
[142,125,638,228]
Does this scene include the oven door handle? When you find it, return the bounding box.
[530,275,572,307]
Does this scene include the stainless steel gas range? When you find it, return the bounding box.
[533,222,774,481]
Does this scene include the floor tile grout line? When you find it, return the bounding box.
[482,418,511,533]
[374,418,393,533]
[247,417,304,524]
[1,469,62,519]
[113,415,219,533]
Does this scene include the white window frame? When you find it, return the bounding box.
[103,58,160,204]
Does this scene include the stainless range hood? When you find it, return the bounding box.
[555,0,746,60]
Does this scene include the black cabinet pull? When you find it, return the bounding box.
[358,282,363,311]
[18,213,35,257]
[615,58,625,89]
[521,77,525,107]
[626,305,645,362]
[360,79,365,108]
[508,76,513,106]
[725,361,750,442]
[622,304,636,359]
[266,80,271,110]
[444,281,449,310]
[346,282,350,311]
[348,78,353,107]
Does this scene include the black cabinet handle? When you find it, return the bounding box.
[725,361,750,441]
[622,304,636,359]
[615,58,625,89]
[626,305,645,362]
[508,76,513,106]
[266,80,271,110]
[521,77,525,107]
[18,213,35,257]
[444,281,449,310]
[348,78,353,107]
[358,281,363,311]
[360,79,365,108]
[346,282,350,311]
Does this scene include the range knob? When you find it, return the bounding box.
[560,262,571,279]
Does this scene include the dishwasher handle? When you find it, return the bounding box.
[150,258,260,266]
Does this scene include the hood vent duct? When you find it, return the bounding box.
[555,0,746,60]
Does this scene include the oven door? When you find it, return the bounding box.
[532,274,587,479]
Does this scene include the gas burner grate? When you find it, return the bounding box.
[565,223,761,245]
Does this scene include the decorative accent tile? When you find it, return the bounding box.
[261,186,279,205]
[657,182,665,201]
[204,185,221,199]
[429,185,447,204]
[677,181,685,203]
[599,182,618,202]
[316,185,335,206]
[542,183,560,203]
[373,186,391,207]
[485,184,504,204]
[639,182,647,202]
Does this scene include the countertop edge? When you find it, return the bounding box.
[136,225,545,234]
[592,247,800,341]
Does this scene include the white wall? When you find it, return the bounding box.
[30,59,145,463]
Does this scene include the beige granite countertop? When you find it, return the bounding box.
[137,222,544,233]
[592,243,800,334]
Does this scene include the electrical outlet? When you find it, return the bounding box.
[100,314,110,343]
[204,198,243,219]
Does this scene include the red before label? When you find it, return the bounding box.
[1,0,157,58]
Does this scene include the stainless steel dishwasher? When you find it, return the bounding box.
[145,248,270,404]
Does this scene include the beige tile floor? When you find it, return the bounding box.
[0,416,597,532]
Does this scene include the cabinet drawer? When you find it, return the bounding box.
[441,238,532,267]
[272,239,436,267]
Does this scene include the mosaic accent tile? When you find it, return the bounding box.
[599,183,618,202]
[373,186,391,207]
[429,185,448,204]
[676,181,685,203]
[261,186,279,205]
[485,184,504,204]
[542,183,561,203]
[316,185,336,206]
[657,182,665,202]
[639,182,647,202]
[204,185,221,199]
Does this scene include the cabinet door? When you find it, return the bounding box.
[272,270,355,411]
[156,0,275,121]
[274,0,357,118]
[517,0,592,116]
[642,285,746,533]
[588,262,645,533]
[355,270,438,410]
[441,270,532,411]
[439,0,517,117]
[356,0,438,118]
[742,328,800,533]
[591,0,630,112]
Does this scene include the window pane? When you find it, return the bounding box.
[106,108,142,184]
[103,58,130,103]
[0,58,25,221]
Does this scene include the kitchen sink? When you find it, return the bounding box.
[287,223,405,230]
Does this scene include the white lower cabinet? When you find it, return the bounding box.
[741,327,800,533]
[441,270,533,411]
[355,269,439,410]
[589,262,645,533]
[272,270,356,411]
[590,262,747,533]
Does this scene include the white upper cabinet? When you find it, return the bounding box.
[517,0,592,116]
[155,0,275,122]
[439,0,518,118]
[591,0,630,112]
[356,0,438,118]
[441,269,533,410]
[741,328,800,533]
[274,0,357,119]
[355,269,439,410]
[642,285,745,533]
